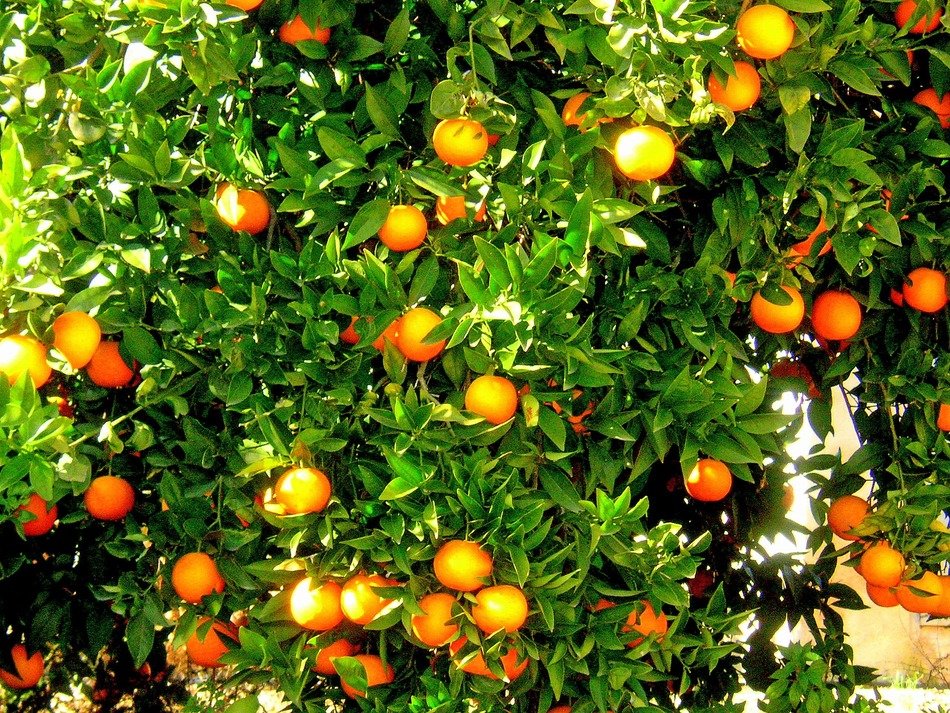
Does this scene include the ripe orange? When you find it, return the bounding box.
[225,0,263,9]
[895,0,943,33]
[937,403,950,431]
[372,317,401,351]
[378,204,428,252]
[614,125,676,181]
[866,582,899,607]
[903,267,948,312]
[811,291,862,341]
[16,493,58,537]
[411,592,459,647]
[860,542,906,588]
[449,637,527,680]
[340,316,360,345]
[85,340,135,388]
[313,638,358,675]
[432,118,489,167]
[472,584,529,634]
[896,571,943,613]
[0,644,44,689]
[562,92,592,126]
[84,475,135,521]
[736,5,796,60]
[433,540,493,592]
[708,61,761,112]
[185,617,238,668]
[913,88,950,129]
[278,15,331,45]
[549,708,572,713]
[52,311,102,368]
[465,375,519,425]
[622,601,668,647]
[790,215,832,259]
[396,307,446,362]
[290,577,344,631]
[337,653,395,698]
[435,195,487,225]
[214,183,271,234]
[750,285,805,334]
[340,573,400,625]
[685,458,733,502]
[0,335,52,388]
[826,495,869,541]
[274,466,331,515]
[171,552,226,604]
[934,575,950,617]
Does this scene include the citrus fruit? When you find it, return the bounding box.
[432,118,489,167]
[938,403,950,431]
[171,552,226,604]
[0,335,52,388]
[278,15,331,45]
[274,466,331,515]
[433,540,493,592]
[550,707,573,713]
[313,638,358,675]
[372,317,401,351]
[790,215,832,259]
[750,285,805,334]
[811,290,862,341]
[225,0,264,9]
[903,267,948,313]
[685,458,733,502]
[0,644,43,690]
[860,542,905,588]
[866,582,899,608]
[52,311,102,368]
[214,183,271,234]
[895,0,943,33]
[290,577,344,631]
[826,495,869,541]
[435,195,487,225]
[337,654,395,698]
[622,601,668,647]
[895,570,943,613]
[16,493,58,537]
[472,584,529,634]
[614,125,676,181]
[465,374,519,425]
[708,61,761,111]
[378,204,427,252]
[913,88,950,128]
[396,307,446,362]
[340,573,400,625]
[736,5,796,60]
[411,592,459,647]
[340,316,360,345]
[84,475,135,521]
[85,340,135,388]
[562,92,592,126]
[185,618,238,668]
[449,637,527,680]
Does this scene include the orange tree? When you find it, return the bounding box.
[1,0,949,711]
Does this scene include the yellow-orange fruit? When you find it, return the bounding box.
[622,601,668,647]
[708,61,762,111]
[185,618,238,668]
[274,466,331,515]
[903,267,948,313]
[0,644,44,689]
[337,654,394,698]
[290,577,344,631]
[411,593,459,647]
[378,204,427,252]
[826,495,869,541]
[895,0,943,33]
[750,285,805,334]
[85,341,135,388]
[279,15,331,45]
[171,552,226,604]
[811,290,862,341]
[16,493,58,536]
[896,571,943,613]
[472,584,529,634]
[860,542,905,588]
[432,119,489,167]
[0,335,51,388]
[685,458,733,502]
[614,126,676,181]
[433,540,493,592]
[913,88,950,129]
[396,307,446,362]
[465,375,519,425]
[52,311,101,368]
[736,5,796,60]
[312,638,358,675]
[214,183,271,234]
[84,475,135,521]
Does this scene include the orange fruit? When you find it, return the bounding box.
[550,708,573,713]
[472,584,529,634]
[85,340,135,388]
[225,0,263,9]
[337,653,395,698]
[562,92,592,126]
[340,573,400,625]
[378,204,428,252]
[435,195,487,225]
[274,466,331,515]
[933,575,950,617]
[896,570,943,613]
[448,637,527,680]
[895,0,943,33]
[278,15,331,45]
[411,592,459,647]
[622,601,668,647]
[433,540,493,592]
[860,542,905,588]
[214,183,271,234]
[750,285,805,334]
[340,316,360,345]
[614,125,676,181]
[0,335,52,388]
[432,118,489,167]
[0,644,44,690]
[185,618,238,668]
[826,495,869,541]
[903,267,948,313]
[736,5,796,60]
[811,291,862,341]
[465,375,519,425]
[16,493,58,537]
[313,638,358,675]
[396,307,446,362]
[290,577,344,631]
[340,316,399,349]
[913,88,950,129]
[52,311,102,368]
[866,582,899,608]
[708,61,761,111]
[372,317,401,351]
[685,458,733,502]
[171,552,226,604]
[790,215,832,258]
[938,403,950,431]
[84,475,135,521]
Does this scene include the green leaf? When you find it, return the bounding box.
[123,326,162,365]
[384,8,411,57]
[125,613,155,669]
[343,200,390,250]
